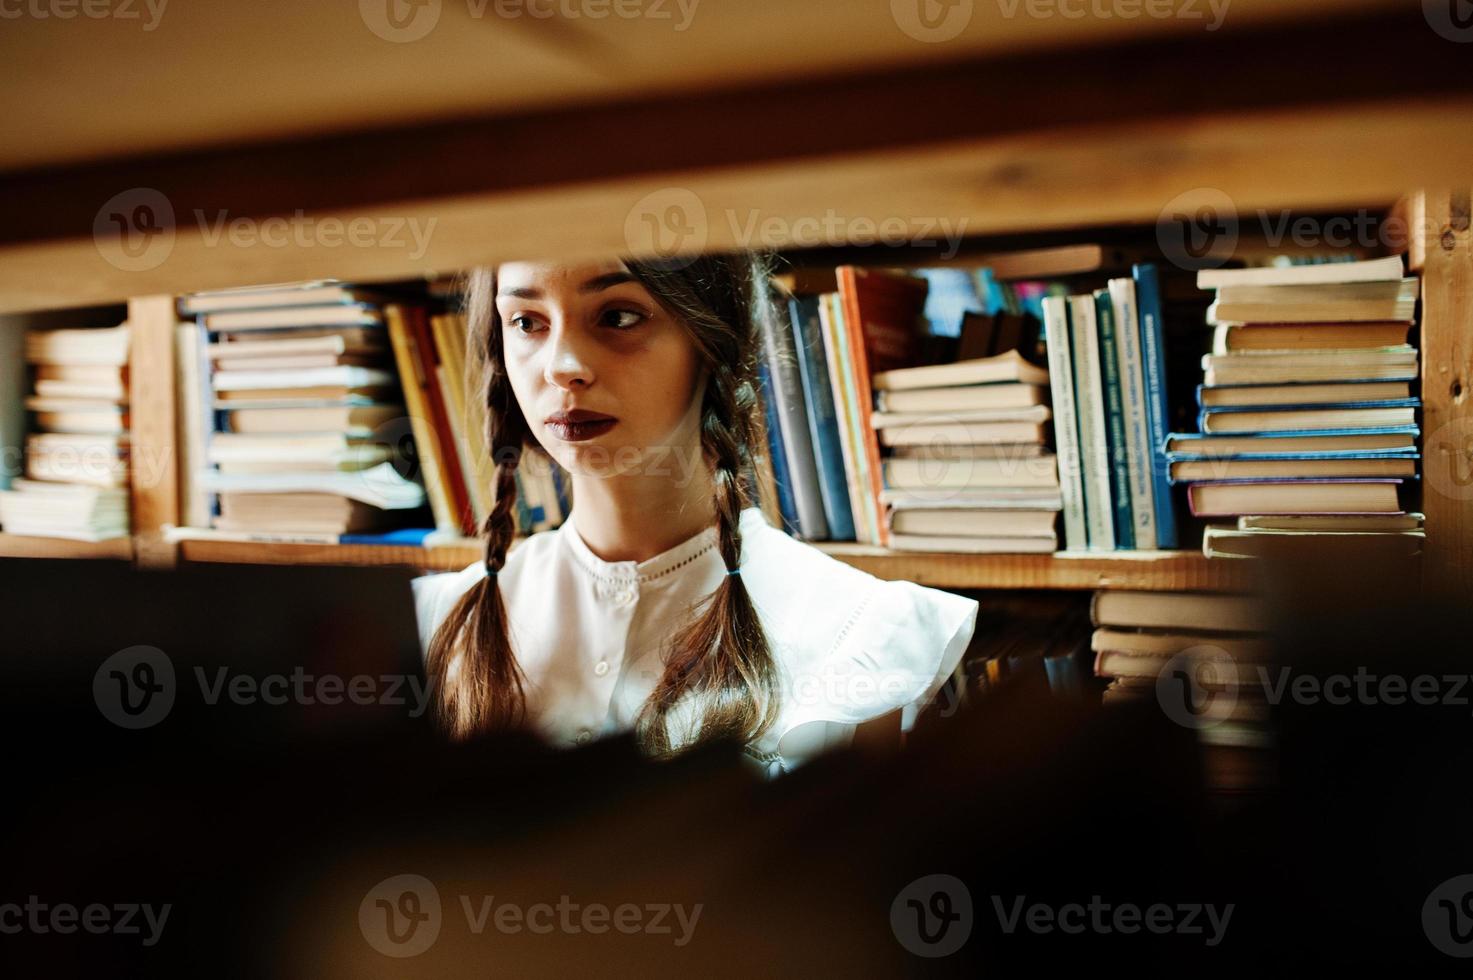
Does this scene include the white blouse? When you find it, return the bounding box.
[412,506,979,776]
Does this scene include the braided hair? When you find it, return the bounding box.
[425,254,783,756]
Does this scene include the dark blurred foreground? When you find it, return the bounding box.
[0,557,1470,976]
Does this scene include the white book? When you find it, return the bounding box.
[1068,295,1114,550]
[1195,255,1405,289]
[1107,278,1158,550]
[198,461,426,510]
[1041,296,1087,551]
[211,366,397,391]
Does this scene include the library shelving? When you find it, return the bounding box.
[0,7,1468,595]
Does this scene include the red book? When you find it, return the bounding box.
[406,306,477,536]
[836,266,930,548]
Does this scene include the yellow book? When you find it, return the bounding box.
[385,305,455,532]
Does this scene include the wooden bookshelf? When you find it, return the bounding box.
[0,532,132,561]
[0,8,1466,596]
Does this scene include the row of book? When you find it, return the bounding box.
[1093,589,1275,792]
[1161,255,1425,560]
[0,324,132,541]
[1041,264,1180,552]
[762,266,1064,553]
[172,280,568,545]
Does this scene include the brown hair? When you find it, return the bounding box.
[425,253,783,756]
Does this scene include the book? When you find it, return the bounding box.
[1202,347,1418,385]
[1187,478,1405,516]
[1207,279,1417,324]
[890,508,1058,537]
[1093,289,1134,549]
[870,349,1048,391]
[1194,255,1404,288]
[761,293,828,540]
[1239,512,1423,532]
[1199,405,1418,434]
[201,304,385,331]
[835,266,930,548]
[385,305,455,533]
[1201,525,1423,560]
[1198,381,1412,408]
[1091,589,1270,633]
[1132,264,1178,549]
[181,281,404,314]
[818,292,874,543]
[881,454,1060,490]
[1212,321,1411,352]
[874,382,1044,414]
[1165,430,1418,456]
[222,403,404,436]
[887,532,1057,554]
[756,360,799,535]
[1041,295,1086,551]
[1169,456,1417,482]
[789,295,856,540]
[198,461,427,510]
[1067,295,1113,550]
[24,324,130,366]
[1107,277,1158,549]
[877,421,1048,448]
[870,405,1051,428]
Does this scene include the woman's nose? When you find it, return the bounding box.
[543,323,595,390]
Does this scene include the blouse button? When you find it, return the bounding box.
[593,660,610,677]
[574,729,593,745]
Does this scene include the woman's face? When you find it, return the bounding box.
[496,260,707,478]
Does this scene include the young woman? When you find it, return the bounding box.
[412,253,979,776]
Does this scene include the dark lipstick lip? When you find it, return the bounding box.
[546,410,616,425]
[546,417,618,442]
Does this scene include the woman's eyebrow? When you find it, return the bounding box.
[496,271,633,302]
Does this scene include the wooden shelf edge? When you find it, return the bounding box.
[177,539,481,573]
[0,532,133,561]
[815,545,1253,593]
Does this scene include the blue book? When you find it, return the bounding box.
[788,296,856,541]
[1093,290,1134,549]
[1131,263,1178,548]
[340,528,437,545]
[1195,388,1421,412]
[757,361,800,535]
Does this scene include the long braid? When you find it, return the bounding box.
[426,267,529,737]
[631,257,783,756]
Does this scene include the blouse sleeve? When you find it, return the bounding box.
[410,566,481,661]
[774,578,979,761]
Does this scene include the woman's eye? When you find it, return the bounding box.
[508,314,541,335]
[602,308,645,331]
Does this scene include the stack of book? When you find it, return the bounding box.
[1092,589,1275,790]
[179,282,430,541]
[0,323,131,540]
[1163,256,1423,560]
[871,351,1059,553]
[1041,264,1179,553]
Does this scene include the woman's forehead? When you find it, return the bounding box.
[496,259,633,294]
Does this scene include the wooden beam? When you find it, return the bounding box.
[126,295,180,569]
[1417,189,1473,599]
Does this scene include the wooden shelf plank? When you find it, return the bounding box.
[0,532,132,561]
[175,536,1246,592]
[177,539,482,573]
[815,545,1252,593]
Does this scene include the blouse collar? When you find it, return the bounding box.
[560,506,768,586]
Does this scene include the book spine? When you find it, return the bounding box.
[819,293,875,544]
[790,296,855,540]
[757,361,800,535]
[1042,296,1087,551]
[1068,295,1115,550]
[408,307,476,537]
[1108,278,1159,549]
[1132,264,1179,548]
[385,306,455,533]
[760,294,829,540]
[1093,291,1135,549]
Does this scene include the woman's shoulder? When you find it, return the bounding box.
[739,509,980,730]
